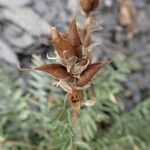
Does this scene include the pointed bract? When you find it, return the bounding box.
[68,18,82,57]
[51,27,77,59]
[51,27,61,42]
[77,61,112,87]
[33,64,70,79]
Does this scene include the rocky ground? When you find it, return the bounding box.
[0,0,149,109]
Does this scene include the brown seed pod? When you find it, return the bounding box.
[33,64,70,79]
[68,18,82,49]
[68,18,82,57]
[76,61,112,87]
[71,57,89,77]
[80,0,100,15]
[118,0,137,38]
[51,27,77,59]
[67,89,84,108]
[67,89,84,127]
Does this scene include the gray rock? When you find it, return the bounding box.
[2,8,51,36]
[67,0,78,12]
[3,24,35,50]
[100,14,117,31]
[133,0,146,9]
[0,0,31,8]
[0,39,18,65]
[137,10,150,32]
[33,0,49,16]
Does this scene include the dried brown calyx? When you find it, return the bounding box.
[80,0,100,16]
[118,0,137,39]
[18,0,111,128]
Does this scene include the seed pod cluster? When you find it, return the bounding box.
[19,0,111,127]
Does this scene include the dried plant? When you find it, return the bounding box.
[118,0,137,39]
[19,0,111,128]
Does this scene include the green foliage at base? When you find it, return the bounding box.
[0,54,149,150]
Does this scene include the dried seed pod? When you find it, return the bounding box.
[51,27,77,59]
[53,80,73,93]
[80,0,100,15]
[71,57,89,77]
[33,64,70,79]
[77,61,112,87]
[63,56,78,73]
[67,89,84,127]
[67,89,84,108]
[118,0,137,38]
[68,18,81,47]
[60,33,68,40]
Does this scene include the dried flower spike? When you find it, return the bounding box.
[18,0,112,128]
[118,0,137,38]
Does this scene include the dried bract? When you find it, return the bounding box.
[118,0,137,38]
[77,61,112,87]
[68,18,82,57]
[34,64,70,79]
[80,0,100,15]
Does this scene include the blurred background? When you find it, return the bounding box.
[0,0,150,150]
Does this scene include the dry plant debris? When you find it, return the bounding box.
[118,0,138,39]
[19,0,112,128]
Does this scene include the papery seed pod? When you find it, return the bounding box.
[68,20,82,58]
[33,64,70,79]
[118,0,137,38]
[83,97,96,106]
[67,89,84,128]
[71,57,89,77]
[54,80,73,93]
[68,18,82,49]
[77,61,112,87]
[51,27,77,59]
[63,56,78,73]
[60,32,68,41]
[67,89,84,108]
[80,0,100,15]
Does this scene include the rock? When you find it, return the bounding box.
[132,0,146,9]
[2,8,51,36]
[67,0,78,12]
[0,39,18,65]
[3,24,35,50]
[100,14,118,31]
[137,10,150,32]
[0,0,31,8]
[33,0,49,16]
